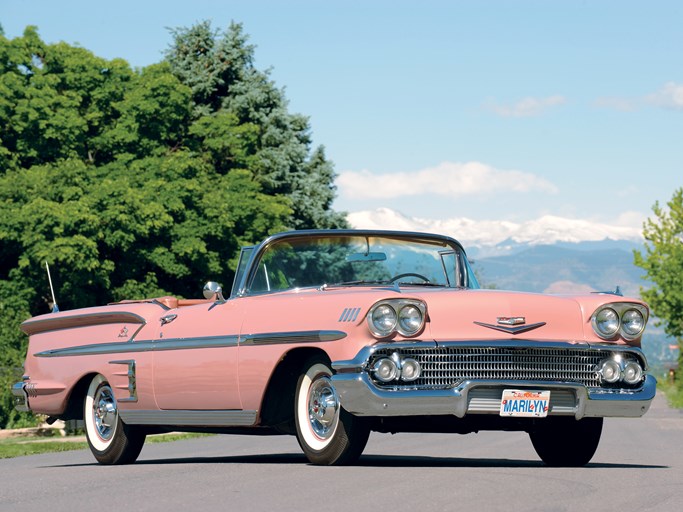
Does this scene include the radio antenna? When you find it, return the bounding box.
[45,261,59,313]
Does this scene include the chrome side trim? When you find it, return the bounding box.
[109,360,138,402]
[239,330,346,346]
[34,329,343,357]
[119,409,258,427]
[35,335,240,357]
[21,311,146,336]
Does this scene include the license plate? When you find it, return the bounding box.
[499,389,550,417]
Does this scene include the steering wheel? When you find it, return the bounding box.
[389,273,431,284]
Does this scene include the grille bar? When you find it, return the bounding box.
[370,346,607,390]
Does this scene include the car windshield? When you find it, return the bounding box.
[245,234,479,294]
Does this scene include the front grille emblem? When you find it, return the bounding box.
[497,317,525,325]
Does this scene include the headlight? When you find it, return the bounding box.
[595,308,620,338]
[370,305,397,337]
[367,299,427,339]
[398,305,423,336]
[622,309,645,337]
[591,303,649,340]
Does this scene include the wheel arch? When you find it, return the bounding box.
[259,347,331,433]
[59,372,100,421]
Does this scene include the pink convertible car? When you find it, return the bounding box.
[13,230,655,466]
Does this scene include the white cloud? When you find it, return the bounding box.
[486,95,566,117]
[594,96,639,112]
[596,82,683,112]
[337,161,558,200]
[347,207,643,248]
[646,82,683,110]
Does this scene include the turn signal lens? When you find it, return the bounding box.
[400,358,422,381]
[600,359,621,383]
[373,358,399,382]
[623,361,643,384]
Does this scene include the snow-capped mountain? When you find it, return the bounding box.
[347,207,643,258]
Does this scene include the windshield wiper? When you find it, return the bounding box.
[320,280,392,290]
[393,281,448,287]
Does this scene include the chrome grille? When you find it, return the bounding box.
[369,346,608,390]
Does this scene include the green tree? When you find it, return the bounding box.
[0,23,344,428]
[634,188,683,340]
[165,21,347,229]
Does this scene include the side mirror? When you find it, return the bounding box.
[203,281,225,301]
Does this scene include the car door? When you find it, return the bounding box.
[152,300,244,410]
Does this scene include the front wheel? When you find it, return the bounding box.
[294,357,369,465]
[529,417,603,467]
[84,374,146,465]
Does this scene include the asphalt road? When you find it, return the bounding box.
[2,393,681,512]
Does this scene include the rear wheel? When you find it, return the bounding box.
[84,374,146,465]
[294,357,369,465]
[529,417,603,467]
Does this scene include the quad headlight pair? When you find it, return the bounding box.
[367,299,427,338]
[591,303,648,340]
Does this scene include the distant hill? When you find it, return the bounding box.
[473,243,645,297]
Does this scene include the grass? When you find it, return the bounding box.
[0,432,212,460]
[659,381,683,409]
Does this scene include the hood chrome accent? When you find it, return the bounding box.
[474,321,546,335]
[497,317,525,326]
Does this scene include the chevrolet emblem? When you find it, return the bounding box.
[497,317,525,326]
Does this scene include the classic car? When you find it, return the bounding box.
[13,229,655,466]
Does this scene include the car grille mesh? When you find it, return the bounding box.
[369,346,608,390]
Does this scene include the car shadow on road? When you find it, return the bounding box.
[47,453,667,469]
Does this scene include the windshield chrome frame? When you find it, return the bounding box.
[232,229,473,298]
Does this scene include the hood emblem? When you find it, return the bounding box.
[497,317,525,326]
[474,319,546,335]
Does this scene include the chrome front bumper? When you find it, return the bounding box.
[331,372,656,420]
[12,381,30,413]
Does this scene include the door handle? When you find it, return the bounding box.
[160,314,177,326]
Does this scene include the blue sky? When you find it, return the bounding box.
[3,1,682,233]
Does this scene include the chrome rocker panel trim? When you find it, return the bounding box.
[119,409,258,427]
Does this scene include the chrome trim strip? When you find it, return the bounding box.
[239,330,346,346]
[35,335,240,357]
[34,329,344,357]
[473,321,547,335]
[119,409,257,426]
[109,360,138,403]
[21,311,146,336]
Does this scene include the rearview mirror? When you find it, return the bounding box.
[346,252,387,263]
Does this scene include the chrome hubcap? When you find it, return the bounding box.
[307,376,340,440]
[93,385,117,441]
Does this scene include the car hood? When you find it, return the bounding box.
[307,286,639,345]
